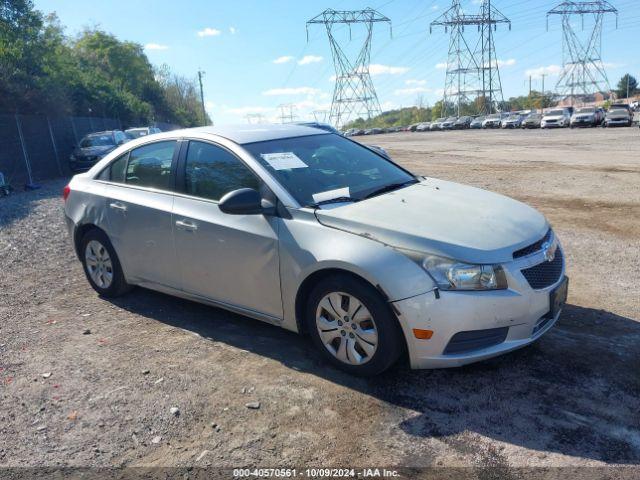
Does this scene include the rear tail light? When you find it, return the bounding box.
[63,184,71,201]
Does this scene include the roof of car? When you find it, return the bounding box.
[170,124,328,145]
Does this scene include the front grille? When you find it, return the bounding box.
[521,249,564,290]
[443,327,509,355]
[513,229,552,259]
[532,315,553,335]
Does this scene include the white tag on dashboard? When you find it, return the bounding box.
[261,152,308,170]
[312,187,351,204]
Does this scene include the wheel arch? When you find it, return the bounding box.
[73,223,106,259]
[294,267,401,336]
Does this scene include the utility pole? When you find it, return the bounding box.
[541,73,547,94]
[307,8,391,128]
[197,70,207,126]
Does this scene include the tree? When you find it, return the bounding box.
[616,74,638,100]
[0,0,208,126]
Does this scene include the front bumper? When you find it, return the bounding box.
[606,119,630,126]
[393,247,567,369]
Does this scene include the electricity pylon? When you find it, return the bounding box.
[307,8,391,128]
[431,0,510,116]
[547,1,618,101]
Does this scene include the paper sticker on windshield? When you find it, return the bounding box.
[312,187,350,204]
[261,152,307,170]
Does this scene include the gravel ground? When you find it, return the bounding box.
[0,127,639,474]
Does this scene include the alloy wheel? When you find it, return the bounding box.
[315,292,378,365]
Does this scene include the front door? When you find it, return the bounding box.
[172,140,282,319]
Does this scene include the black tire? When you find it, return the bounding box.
[80,229,132,298]
[305,274,404,376]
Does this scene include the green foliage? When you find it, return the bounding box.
[616,74,638,99]
[344,106,434,130]
[0,0,207,126]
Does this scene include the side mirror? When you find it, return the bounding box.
[218,188,275,216]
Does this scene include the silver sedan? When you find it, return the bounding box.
[64,125,567,375]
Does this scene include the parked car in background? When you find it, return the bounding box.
[454,116,472,129]
[408,123,420,132]
[521,113,542,129]
[501,114,524,129]
[69,130,128,172]
[482,114,503,129]
[541,109,571,129]
[470,116,485,129]
[64,124,567,375]
[604,108,632,127]
[125,127,161,139]
[364,128,383,135]
[416,122,431,132]
[570,107,603,128]
[430,118,446,131]
[440,117,457,130]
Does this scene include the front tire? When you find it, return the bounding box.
[80,229,132,298]
[305,275,404,376]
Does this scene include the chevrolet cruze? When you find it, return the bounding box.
[64,125,568,375]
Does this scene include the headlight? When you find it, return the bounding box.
[400,251,508,291]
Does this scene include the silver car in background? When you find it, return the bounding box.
[64,125,568,375]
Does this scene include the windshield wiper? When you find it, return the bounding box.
[363,180,419,200]
[309,196,359,208]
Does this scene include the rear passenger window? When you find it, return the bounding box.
[125,141,176,191]
[184,141,260,201]
[98,153,127,182]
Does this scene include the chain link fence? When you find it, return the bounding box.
[0,114,181,188]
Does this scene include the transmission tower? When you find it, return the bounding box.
[431,0,510,116]
[278,103,298,124]
[307,8,391,128]
[547,1,618,102]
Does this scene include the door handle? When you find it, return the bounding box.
[175,219,198,231]
[109,202,127,212]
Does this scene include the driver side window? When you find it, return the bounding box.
[184,141,260,201]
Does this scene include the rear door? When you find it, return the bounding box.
[103,140,180,288]
[172,140,282,319]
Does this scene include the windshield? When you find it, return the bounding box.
[487,114,500,119]
[80,133,114,147]
[576,108,595,113]
[546,110,565,116]
[244,134,415,207]
[527,114,542,120]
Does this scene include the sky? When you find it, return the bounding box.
[33,0,640,125]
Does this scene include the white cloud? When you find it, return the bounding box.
[273,56,295,64]
[405,79,427,86]
[435,62,448,70]
[497,58,516,67]
[368,64,410,76]
[525,64,563,79]
[394,87,431,96]
[229,26,237,34]
[262,87,320,96]
[225,106,272,115]
[145,43,169,51]
[197,27,221,37]
[298,55,323,65]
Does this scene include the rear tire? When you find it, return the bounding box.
[305,274,404,376]
[80,229,132,298]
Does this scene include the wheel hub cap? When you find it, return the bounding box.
[315,292,378,366]
[85,240,113,289]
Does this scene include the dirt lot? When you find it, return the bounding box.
[1,128,639,474]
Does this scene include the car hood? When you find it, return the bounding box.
[76,145,115,156]
[315,179,548,264]
[607,113,629,119]
[542,115,564,121]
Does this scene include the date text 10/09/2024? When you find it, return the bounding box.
[233,469,401,478]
